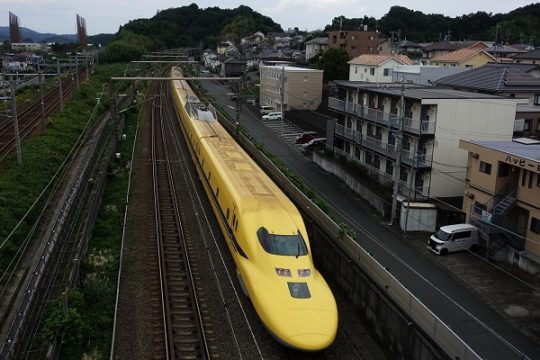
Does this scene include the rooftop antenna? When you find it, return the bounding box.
[339,16,343,31]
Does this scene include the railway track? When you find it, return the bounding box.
[147,81,218,359]
[0,68,86,160]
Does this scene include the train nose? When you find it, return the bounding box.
[273,306,338,351]
[288,332,335,351]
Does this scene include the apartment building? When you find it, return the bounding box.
[327,82,518,203]
[327,30,378,59]
[259,65,323,111]
[460,139,540,272]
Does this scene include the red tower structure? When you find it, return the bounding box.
[76,14,87,46]
[9,11,22,43]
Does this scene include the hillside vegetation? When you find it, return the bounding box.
[326,4,540,44]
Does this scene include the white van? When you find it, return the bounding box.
[428,224,479,255]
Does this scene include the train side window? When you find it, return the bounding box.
[202,159,205,168]
[235,221,238,231]
[216,188,219,199]
[208,172,211,181]
[232,214,236,225]
[226,208,230,220]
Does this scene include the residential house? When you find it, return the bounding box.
[435,63,540,138]
[377,38,393,55]
[460,138,540,273]
[11,42,51,52]
[216,41,234,55]
[348,54,415,82]
[485,44,528,61]
[514,49,540,64]
[260,65,323,111]
[398,40,423,59]
[422,42,459,62]
[430,48,498,68]
[205,53,227,73]
[221,58,247,77]
[305,37,328,61]
[327,82,517,203]
[327,30,378,59]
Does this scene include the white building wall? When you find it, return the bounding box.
[349,59,402,82]
[427,98,518,197]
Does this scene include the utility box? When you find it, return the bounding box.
[400,202,437,232]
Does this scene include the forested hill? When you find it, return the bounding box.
[120,3,282,48]
[326,3,540,44]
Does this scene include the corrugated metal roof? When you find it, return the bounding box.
[332,81,502,99]
[434,63,540,92]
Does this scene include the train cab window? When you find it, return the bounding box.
[256,227,308,256]
[287,282,311,299]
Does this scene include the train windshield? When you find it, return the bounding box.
[257,227,308,256]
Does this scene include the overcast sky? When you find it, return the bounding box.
[1,1,537,35]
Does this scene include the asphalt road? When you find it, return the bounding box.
[199,78,540,360]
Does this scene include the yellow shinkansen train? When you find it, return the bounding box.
[170,67,338,351]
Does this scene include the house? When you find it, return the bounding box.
[514,49,540,64]
[398,40,423,59]
[205,53,227,73]
[422,42,460,61]
[485,44,528,60]
[348,54,415,82]
[216,41,234,55]
[377,38,393,55]
[392,65,468,85]
[460,138,540,273]
[435,63,540,138]
[305,37,328,61]
[327,82,518,203]
[327,30,378,59]
[11,42,51,52]
[430,48,498,68]
[221,58,247,77]
[259,65,323,111]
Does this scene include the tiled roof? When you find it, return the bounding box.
[423,41,459,51]
[305,37,328,45]
[514,49,540,59]
[434,63,540,92]
[431,48,495,63]
[399,40,420,48]
[348,54,414,66]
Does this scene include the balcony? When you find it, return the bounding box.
[335,124,433,168]
[328,97,436,135]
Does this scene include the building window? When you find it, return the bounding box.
[537,173,540,187]
[479,161,492,175]
[534,94,540,105]
[531,217,540,234]
[473,201,486,214]
[355,66,358,74]
[304,75,308,82]
[351,46,356,50]
[522,170,528,186]
[386,161,393,176]
[400,167,408,182]
[351,35,357,40]
[383,68,391,76]
[498,163,509,177]
[528,170,534,188]
[370,68,375,76]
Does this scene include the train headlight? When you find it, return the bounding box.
[297,268,311,277]
[275,268,292,277]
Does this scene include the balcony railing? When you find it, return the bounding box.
[335,124,433,167]
[329,97,436,135]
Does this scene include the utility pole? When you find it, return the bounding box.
[57,59,64,111]
[404,141,418,233]
[74,56,80,90]
[280,66,285,136]
[38,63,46,132]
[389,84,405,225]
[235,81,240,135]
[10,77,22,165]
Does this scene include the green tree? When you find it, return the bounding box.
[316,48,350,82]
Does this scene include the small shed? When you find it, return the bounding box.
[400,202,437,232]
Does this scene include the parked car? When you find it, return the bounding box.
[295,131,316,144]
[262,112,282,121]
[301,138,326,152]
[428,224,479,255]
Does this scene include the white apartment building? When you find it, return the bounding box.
[327,82,518,201]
